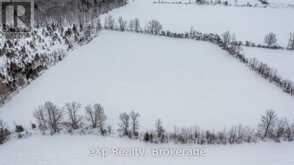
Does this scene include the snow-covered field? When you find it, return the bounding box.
[1,31,293,130]
[1,1,294,164]
[243,47,294,82]
[106,0,294,46]
[1,135,294,165]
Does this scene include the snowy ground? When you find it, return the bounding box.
[0,31,293,131]
[243,47,294,82]
[105,0,294,46]
[1,1,293,165]
[0,135,294,165]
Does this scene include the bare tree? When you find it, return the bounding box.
[133,18,141,32]
[275,118,288,140]
[64,102,82,129]
[118,16,127,31]
[104,15,115,30]
[146,20,162,34]
[128,18,141,32]
[221,31,232,48]
[264,32,277,47]
[228,126,237,144]
[85,105,96,128]
[284,120,294,141]
[129,111,140,137]
[0,119,10,144]
[129,20,135,31]
[33,107,47,133]
[85,104,107,134]
[240,126,257,143]
[287,32,294,50]
[33,102,63,134]
[93,104,107,134]
[258,110,278,139]
[96,17,102,32]
[118,112,130,136]
[155,119,165,138]
[45,102,64,134]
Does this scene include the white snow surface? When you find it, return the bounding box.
[243,47,294,82]
[0,135,294,165]
[0,31,293,130]
[105,0,294,46]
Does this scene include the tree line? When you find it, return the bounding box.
[105,15,294,50]
[1,101,293,145]
[153,0,257,7]
[34,0,128,26]
[153,0,287,9]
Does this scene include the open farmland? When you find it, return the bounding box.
[0,31,293,130]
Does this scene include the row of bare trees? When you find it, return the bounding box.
[153,0,261,7]
[221,32,294,96]
[29,105,294,142]
[103,15,294,51]
[32,101,141,137]
[248,58,294,95]
[144,110,294,144]
[33,101,108,135]
[1,104,294,145]
[104,15,294,50]
[104,15,163,35]
[226,31,294,50]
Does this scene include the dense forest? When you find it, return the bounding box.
[35,0,128,25]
